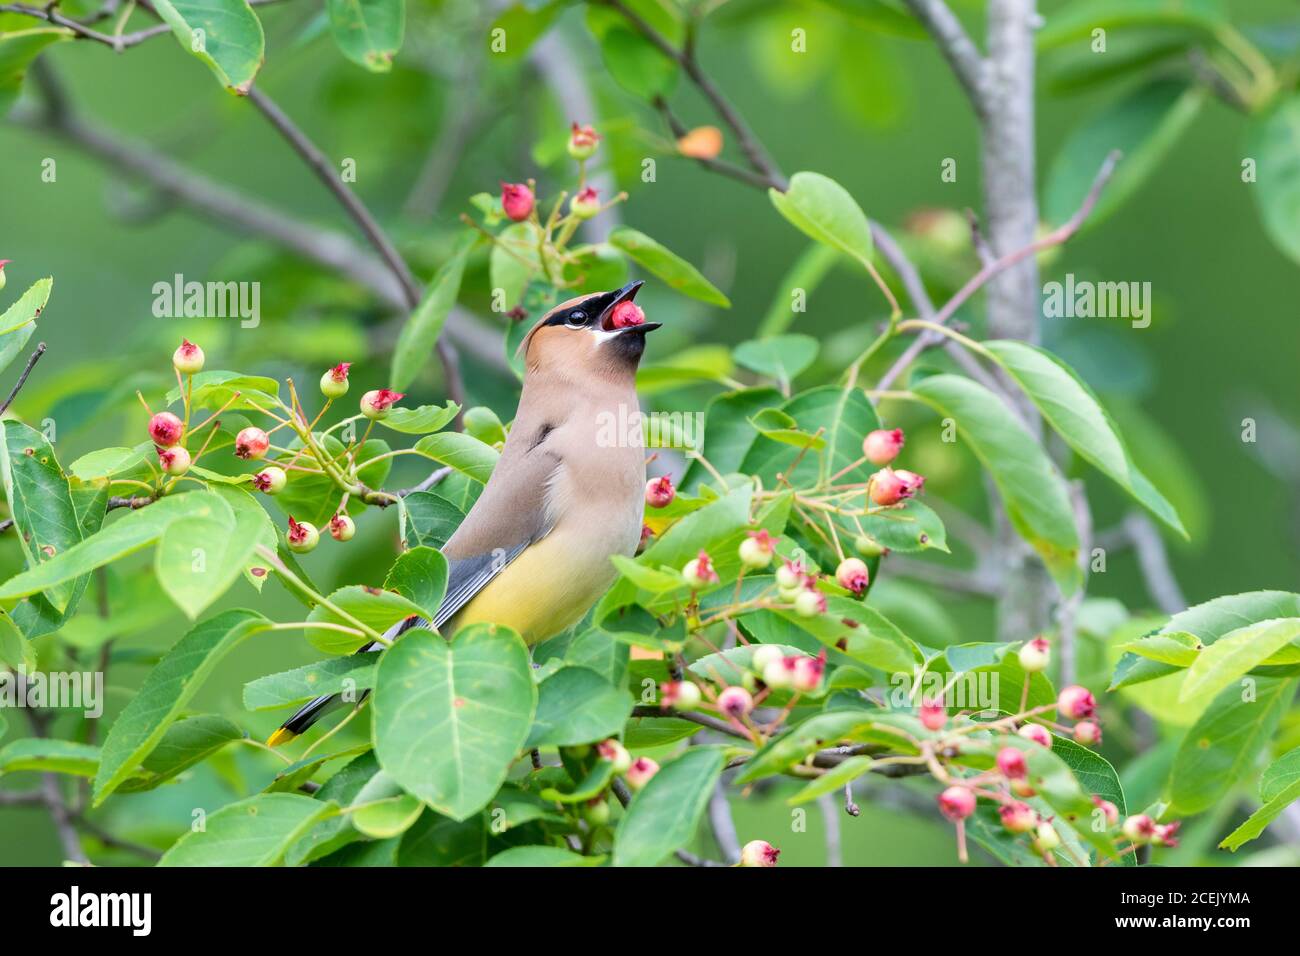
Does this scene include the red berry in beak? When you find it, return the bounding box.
[863,428,904,465]
[645,475,674,508]
[610,300,645,329]
[235,426,270,460]
[501,182,534,222]
[149,411,184,448]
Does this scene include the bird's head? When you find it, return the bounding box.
[519,280,659,380]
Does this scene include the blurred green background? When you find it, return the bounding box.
[1,0,1297,864]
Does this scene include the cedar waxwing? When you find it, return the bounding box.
[268,281,659,745]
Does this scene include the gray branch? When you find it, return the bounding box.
[901,0,991,119]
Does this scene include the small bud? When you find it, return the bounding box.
[738,529,776,569]
[157,445,191,476]
[1057,684,1097,721]
[853,533,886,558]
[1017,723,1052,748]
[567,121,600,160]
[172,339,205,375]
[1073,720,1102,745]
[1092,796,1119,827]
[1032,821,1061,852]
[234,426,270,460]
[360,388,404,420]
[500,181,534,222]
[1018,636,1050,673]
[286,516,319,553]
[996,746,1027,779]
[791,651,826,693]
[999,801,1037,834]
[750,644,784,675]
[681,550,719,589]
[863,428,904,465]
[582,796,611,826]
[1122,814,1156,845]
[329,513,356,542]
[774,559,804,591]
[762,657,795,690]
[610,300,646,329]
[717,685,754,719]
[149,411,184,448]
[597,738,631,773]
[661,680,702,711]
[570,187,601,220]
[868,467,915,506]
[0,259,8,291]
[738,840,780,867]
[1153,821,1180,848]
[794,587,827,618]
[938,786,976,821]
[835,557,870,595]
[320,362,351,398]
[625,756,659,790]
[645,475,675,508]
[919,698,947,731]
[252,466,287,495]
[676,126,723,160]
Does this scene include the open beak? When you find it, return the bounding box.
[597,280,660,333]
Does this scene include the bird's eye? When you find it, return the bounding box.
[565,310,587,328]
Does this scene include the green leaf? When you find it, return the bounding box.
[1168,677,1294,816]
[164,370,280,410]
[326,0,404,72]
[486,845,602,867]
[151,0,266,94]
[682,387,782,487]
[608,227,730,307]
[1120,631,1201,667]
[758,243,840,337]
[857,497,948,553]
[526,666,633,748]
[0,739,100,778]
[1248,93,1300,264]
[595,23,677,100]
[0,25,71,116]
[636,345,736,393]
[912,374,1080,592]
[768,171,873,265]
[391,236,472,390]
[93,609,269,804]
[306,586,427,654]
[733,334,819,384]
[159,793,337,866]
[1261,745,1300,802]
[118,714,244,793]
[488,1,560,63]
[741,384,881,488]
[413,431,499,484]
[613,747,725,867]
[1220,745,1300,851]
[983,341,1184,536]
[737,710,883,784]
[153,495,256,619]
[1179,618,1300,703]
[0,276,52,335]
[380,401,459,435]
[1036,0,1227,51]
[462,406,505,446]
[401,491,465,551]
[383,546,447,621]
[1044,79,1204,228]
[273,433,391,527]
[786,755,876,806]
[67,445,150,480]
[0,420,83,613]
[373,624,536,821]
[349,770,423,838]
[286,751,380,865]
[564,627,630,686]
[243,656,376,710]
[1050,735,1127,815]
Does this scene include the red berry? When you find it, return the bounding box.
[999,801,1036,833]
[360,388,404,420]
[739,840,780,867]
[660,680,702,710]
[868,467,914,506]
[234,426,270,460]
[1018,723,1052,748]
[501,182,534,222]
[625,756,659,790]
[919,698,947,731]
[863,428,904,465]
[1153,821,1180,848]
[835,557,870,595]
[1073,720,1102,745]
[894,469,926,496]
[938,786,976,821]
[597,738,631,773]
[791,651,826,692]
[252,466,287,495]
[794,586,827,618]
[1122,814,1156,844]
[996,746,1027,779]
[610,300,645,329]
[149,411,183,448]
[645,475,674,508]
[1057,684,1097,720]
[157,446,191,476]
[717,685,754,719]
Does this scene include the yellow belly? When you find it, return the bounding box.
[447,532,618,645]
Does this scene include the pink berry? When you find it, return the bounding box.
[157,445,191,476]
[682,550,719,589]
[149,411,183,448]
[1092,796,1119,827]
[1153,821,1180,848]
[660,680,702,710]
[1018,636,1050,673]
[645,475,675,508]
[1073,720,1102,745]
[610,300,646,329]
[739,840,780,867]
[996,746,1028,780]
[894,469,926,495]
[1122,814,1156,844]
[567,121,600,160]
[999,801,1036,834]
[625,756,659,790]
[938,786,976,821]
[835,557,870,595]
[501,182,534,222]
[286,516,319,553]
[172,338,205,375]
[1057,685,1097,721]
[919,698,947,731]
[790,651,826,693]
[360,388,404,420]
[597,738,631,773]
[234,426,270,460]
[570,186,600,220]
[717,685,754,719]
[863,428,904,465]
[1018,723,1052,748]
[868,467,914,506]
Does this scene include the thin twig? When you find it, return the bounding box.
[900,0,991,119]
[0,342,47,415]
[1121,511,1187,614]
